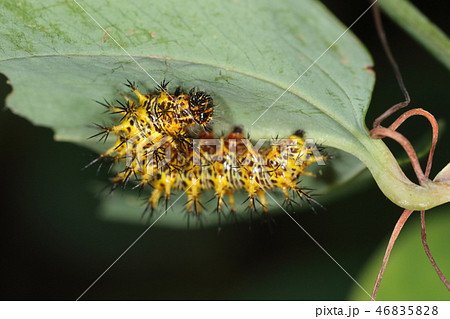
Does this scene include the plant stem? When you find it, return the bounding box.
[351,136,450,211]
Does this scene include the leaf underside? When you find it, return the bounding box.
[0,0,375,226]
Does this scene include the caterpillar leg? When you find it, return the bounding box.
[111,167,133,187]
[215,193,226,212]
[226,190,236,212]
[149,187,163,211]
[281,187,300,211]
[242,174,260,212]
[213,193,226,232]
[244,194,257,212]
[186,195,203,215]
[213,175,228,213]
[147,171,176,211]
[282,187,290,202]
[162,172,176,211]
[257,190,269,213]
[186,178,203,215]
[243,194,258,231]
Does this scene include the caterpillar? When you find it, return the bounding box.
[89,80,327,219]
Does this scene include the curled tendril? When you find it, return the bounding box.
[369,0,449,300]
[370,108,449,300]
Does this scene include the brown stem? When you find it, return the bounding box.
[420,211,450,292]
[370,127,427,184]
[369,0,448,302]
[372,209,414,300]
[371,0,410,129]
[369,110,448,299]
[387,108,438,177]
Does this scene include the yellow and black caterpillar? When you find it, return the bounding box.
[89,81,327,218]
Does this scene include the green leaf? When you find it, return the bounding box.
[379,0,450,71]
[349,206,450,300]
[1,0,449,227]
[1,0,374,147]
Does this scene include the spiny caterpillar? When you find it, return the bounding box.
[89,80,327,219]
